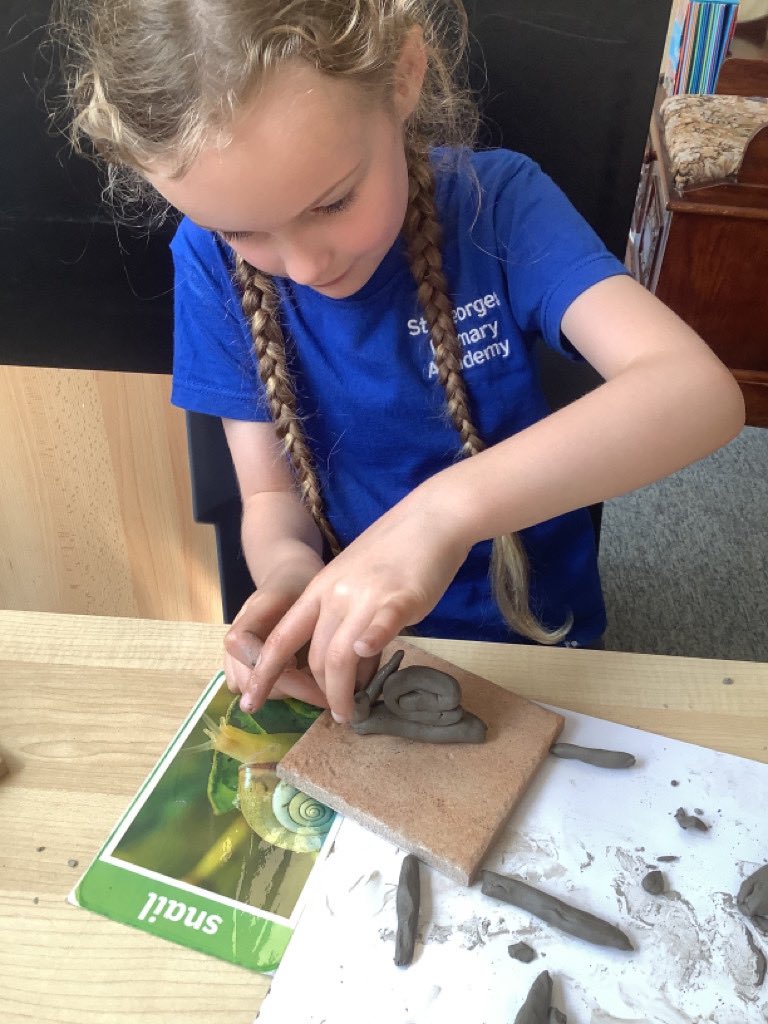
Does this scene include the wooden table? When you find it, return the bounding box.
[2,611,767,1024]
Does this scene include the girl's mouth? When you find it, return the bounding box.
[314,267,352,289]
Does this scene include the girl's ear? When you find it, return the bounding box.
[393,25,427,122]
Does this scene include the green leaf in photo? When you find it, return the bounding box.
[207,696,323,815]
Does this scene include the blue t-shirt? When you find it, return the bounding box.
[171,148,627,645]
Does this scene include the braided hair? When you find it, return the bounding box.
[234,257,341,558]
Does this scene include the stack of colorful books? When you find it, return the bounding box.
[664,0,740,95]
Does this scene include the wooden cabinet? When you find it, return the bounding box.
[627,61,768,426]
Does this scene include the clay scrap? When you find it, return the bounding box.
[508,940,537,962]
[481,870,633,951]
[744,925,767,986]
[674,807,709,832]
[394,854,420,967]
[550,742,635,769]
[351,649,487,743]
[513,970,567,1024]
[641,869,666,895]
[737,863,768,936]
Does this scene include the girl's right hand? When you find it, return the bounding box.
[224,587,329,710]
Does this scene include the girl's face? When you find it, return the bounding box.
[146,58,423,299]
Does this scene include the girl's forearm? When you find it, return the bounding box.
[422,351,744,549]
[240,490,325,589]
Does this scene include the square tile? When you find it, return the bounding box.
[277,641,564,884]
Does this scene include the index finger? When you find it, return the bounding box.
[224,590,300,669]
[224,629,263,671]
[244,597,320,708]
[225,628,299,673]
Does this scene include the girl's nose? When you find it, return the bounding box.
[280,242,333,288]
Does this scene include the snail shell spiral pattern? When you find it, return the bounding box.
[237,765,334,853]
[351,650,487,743]
[272,783,335,835]
[383,666,463,725]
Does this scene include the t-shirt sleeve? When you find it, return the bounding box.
[491,154,629,357]
[170,219,270,420]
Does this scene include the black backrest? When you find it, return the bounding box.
[0,0,175,373]
[466,0,671,260]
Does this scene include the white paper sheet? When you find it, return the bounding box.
[255,706,768,1023]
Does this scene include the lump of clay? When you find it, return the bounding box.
[550,742,635,769]
[512,971,568,1023]
[394,854,420,967]
[674,807,709,832]
[508,941,537,963]
[513,970,553,1024]
[350,650,486,744]
[482,870,633,951]
[738,864,768,936]
[641,869,665,895]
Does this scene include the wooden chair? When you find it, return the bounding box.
[716,58,768,194]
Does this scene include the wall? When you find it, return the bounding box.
[0,366,222,621]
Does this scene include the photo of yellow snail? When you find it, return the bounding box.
[68,673,339,972]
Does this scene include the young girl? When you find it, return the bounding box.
[56,0,744,722]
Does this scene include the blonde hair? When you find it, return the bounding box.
[53,0,570,644]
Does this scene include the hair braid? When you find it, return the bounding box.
[234,256,341,557]
[402,153,571,645]
[402,156,485,458]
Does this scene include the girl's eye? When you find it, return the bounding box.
[219,229,252,243]
[314,191,355,216]
[217,190,356,241]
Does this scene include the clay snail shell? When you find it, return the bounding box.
[351,650,487,743]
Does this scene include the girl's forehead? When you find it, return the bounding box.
[147,65,385,230]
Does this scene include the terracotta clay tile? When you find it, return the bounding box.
[277,640,563,884]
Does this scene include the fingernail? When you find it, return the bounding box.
[331,712,345,725]
[241,697,254,714]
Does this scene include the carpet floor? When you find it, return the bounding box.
[599,426,768,663]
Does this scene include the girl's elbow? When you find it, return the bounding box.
[707,363,746,445]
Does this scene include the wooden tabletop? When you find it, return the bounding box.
[2,610,767,1024]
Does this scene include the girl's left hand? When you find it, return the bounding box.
[241,486,470,723]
